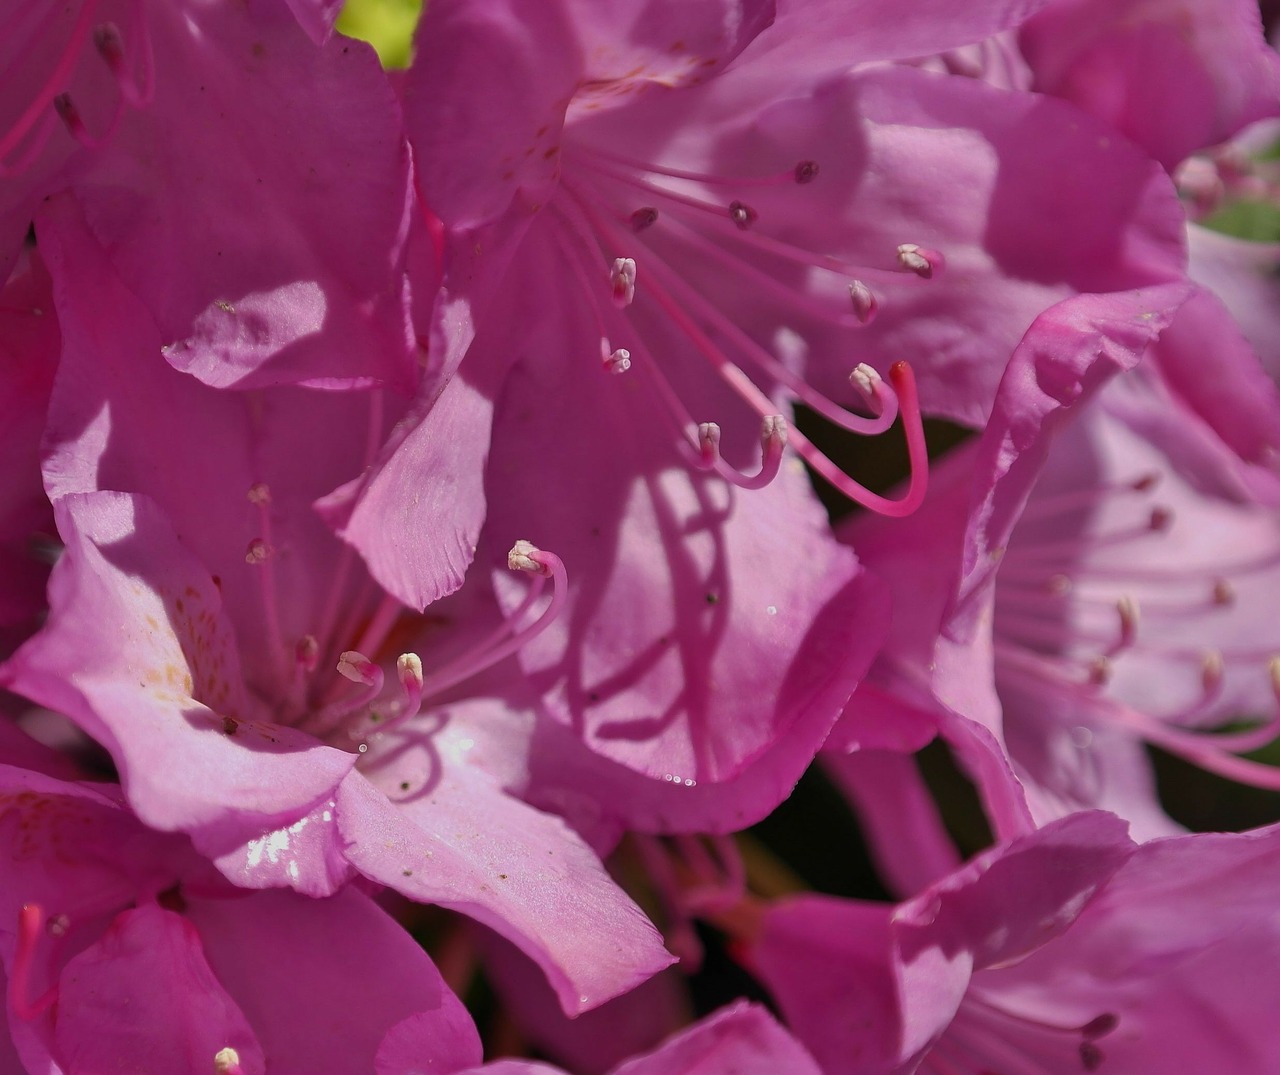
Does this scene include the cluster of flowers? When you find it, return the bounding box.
[3,0,1280,1071]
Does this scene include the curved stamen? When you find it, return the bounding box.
[631,224,900,435]
[413,541,568,701]
[1001,644,1280,791]
[575,149,928,281]
[560,169,928,514]
[788,361,929,517]
[697,416,787,490]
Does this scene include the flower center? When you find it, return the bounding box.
[545,136,930,515]
[241,535,567,763]
[993,467,1280,789]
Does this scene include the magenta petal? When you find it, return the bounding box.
[334,766,673,1015]
[1021,0,1280,170]
[54,904,265,1075]
[518,563,888,836]
[734,0,1055,75]
[993,824,1280,1070]
[1188,227,1280,381]
[751,814,1134,1073]
[283,0,344,43]
[3,492,355,849]
[187,887,482,1075]
[71,4,412,388]
[953,284,1190,619]
[319,366,499,611]
[407,0,583,229]
[455,1003,820,1075]
[896,812,1133,975]
[610,1002,822,1075]
[753,897,903,1074]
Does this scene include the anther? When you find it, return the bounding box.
[630,207,659,231]
[848,363,888,416]
[1114,596,1139,650]
[244,538,273,565]
[1201,650,1225,694]
[610,257,637,307]
[896,243,944,279]
[1080,1042,1105,1072]
[698,422,722,466]
[695,416,787,490]
[793,160,819,184]
[47,914,69,937]
[1081,1013,1119,1039]
[1046,573,1072,595]
[848,280,878,324]
[1148,506,1173,532]
[1131,473,1161,492]
[1089,655,1113,685]
[246,482,271,506]
[295,634,319,672]
[603,344,632,374]
[397,652,424,712]
[53,93,85,138]
[1212,578,1235,606]
[728,201,758,230]
[93,22,126,74]
[508,539,553,577]
[336,650,379,687]
[214,1047,245,1075]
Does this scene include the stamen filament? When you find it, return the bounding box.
[0,0,102,163]
[10,904,59,1021]
[634,226,899,435]
[650,206,873,329]
[412,542,568,702]
[581,144,812,188]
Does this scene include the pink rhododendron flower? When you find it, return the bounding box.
[337,0,1190,605]
[748,807,1280,1073]
[745,811,1135,1075]
[318,0,1192,829]
[3,197,671,1014]
[0,765,482,1075]
[841,281,1280,838]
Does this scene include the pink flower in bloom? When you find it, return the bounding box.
[745,812,1135,1075]
[840,281,1280,838]
[747,808,1280,1073]
[317,0,1190,831]
[3,197,672,1014]
[0,764,482,1075]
